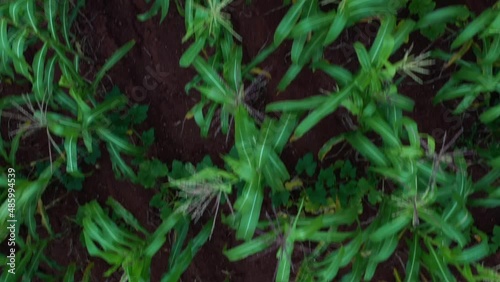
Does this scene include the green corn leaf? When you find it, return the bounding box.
[277,63,303,91]
[313,60,353,86]
[387,93,415,111]
[345,131,389,167]
[9,1,25,25]
[274,0,306,46]
[266,95,326,112]
[192,56,229,97]
[393,20,416,51]
[200,103,217,137]
[224,232,275,261]
[26,0,38,33]
[423,239,455,282]
[145,212,182,257]
[339,233,364,266]
[63,263,77,282]
[64,135,79,174]
[33,43,48,98]
[223,155,255,182]
[272,113,297,152]
[448,239,489,264]
[416,161,453,185]
[298,29,327,66]
[9,129,23,166]
[405,234,421,282]
[451,9,495,49]
[107,143,137,180]
[364,114,401,147]
[483,36,500,64]
[348,0,394,20]
[0,49,14,78]
[234,106,257,167]
[452,93,479,114]
[138,0,170,23]
[324,9,348,46]
[106,197,149,236]
[291,34,307,64]
[61,0,71,47]
[227,46,243,93]
[12,29,32,81]
[370,234,399,263]
[479,104,500,124]
[263,151,290,193]
[292,85,353,140]
[297,229,353,243]
[370,213,410,242]
[93,40,136,90]
[419,209,467,247]
[162,220,211,282]
[354,42,371,71]
[243,45,278,74]
[474,169,500,191]
[369,16,396,65]
[45,0,58,40]
[45,112,82,137]
[169,217,190,268]
[196,85,232,105]
[401,117,420,147]
[45,56,58,98]
[255,119,274,168]
[276,237,294,282]
[319,246,344,280]
[179,36,206,67]
[416,6,470,29]
[370,167,410,184]
[97,127,143,155]
[85,96,128,129]
[235,174,264,240]
[291,12,336,38]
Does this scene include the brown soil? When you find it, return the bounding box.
[2,0,498,281]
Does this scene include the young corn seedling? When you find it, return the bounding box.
[223,107,297,240]
[78,197,212,282]
[224,200,305,282]
[433,5,500,125]
[137,0,172,22]
[0,158,62,242]
[180,0,241,67]
[0,0,139,179]
[186,46,270,137]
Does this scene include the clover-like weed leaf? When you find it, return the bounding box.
[296,153,317,177]
[136,159,169,188]
[319,166,335,188]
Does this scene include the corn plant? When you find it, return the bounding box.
[0,1,142,180]
[0,158,62,242]
[138,0,172,22]
[434,3,500,126]
[224,199,359,282]
[250,3,499,280]
[267,14,429,141]
[180,0,241,68]
[223,107,297,240]
[266,0,401,91]
[185,47,271,137]
[78,197,212,282]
